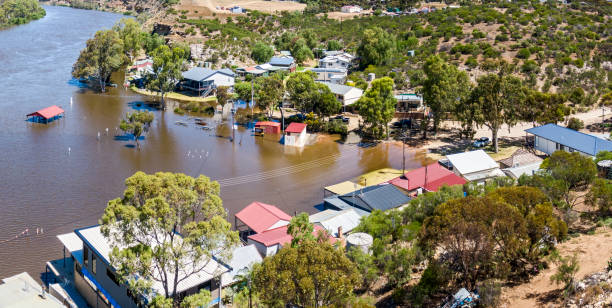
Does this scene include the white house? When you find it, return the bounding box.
[308,67,347,84]
[284,122,308,147]
[320,82,363,107]
[445,150,505,183]
[318,52,355,70]
[181,67,235,96]
[341,5,362,13]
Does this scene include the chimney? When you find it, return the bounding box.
[337,226,343,238]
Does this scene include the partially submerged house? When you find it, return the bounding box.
[180,67,235,97]
[324,184,412,214]
[525,123,612,157]
[284,122,308,147]
[309,209,361,237]
[445,150,505,183]
[58,225,228,308]
[254,121,281,135]
[320,82,363,107]
[27,105,65,124]
[387,162,467,195]
[234,201,292,242]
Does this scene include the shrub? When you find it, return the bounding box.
[566,118,584,131]
[517,48,531,59]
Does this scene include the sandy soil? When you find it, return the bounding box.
[418,107,610,153]
[500,227,612,307]
[182,0,305,15]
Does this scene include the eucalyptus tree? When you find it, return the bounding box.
[72,29,124,92]
[146,45,186,110]
[119,111,154,150]
[101,172,239,305]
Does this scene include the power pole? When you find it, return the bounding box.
[250,78,254,117]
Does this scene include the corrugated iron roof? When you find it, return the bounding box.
[309,209,361,236]
[235,201,292,234]
[247,225,331,247]
[526,123,612,156]
[338,184,411,212]
[446,150,499,176]
[27,105,65,119]
[285,122,307,133]
[388,163,465,192]
[182,67,235,81]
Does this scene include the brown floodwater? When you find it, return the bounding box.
[0,6,427,279]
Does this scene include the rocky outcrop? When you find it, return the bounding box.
[152,23,171,36]
[568,270,612,308]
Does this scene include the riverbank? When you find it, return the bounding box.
[0,0,46,29]
[129,86,217,103]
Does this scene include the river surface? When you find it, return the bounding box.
[0,5,427,279]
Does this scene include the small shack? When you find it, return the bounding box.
[284,122,308,147]
[254,121,281,135]
[27,105,65,124]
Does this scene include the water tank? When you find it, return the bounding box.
[346,232,373,254]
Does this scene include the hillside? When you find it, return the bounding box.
[149,0,610,104]
[0,0,45,28]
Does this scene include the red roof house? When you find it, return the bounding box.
[388,163,467,193]
[27,105,65,123]
[235,202,292,236]
[285,122,307,134]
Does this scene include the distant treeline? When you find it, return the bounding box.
[0,0,46,28]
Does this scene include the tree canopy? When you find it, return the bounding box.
[252,240,359,307]
[146,45,186,110]
[100,172,239,304]
[72,29,124,92]
[422,55,471,137]
[357,77,396,139]
[250,42,274,64]
[119,111,154,150]
[357,26,396,67]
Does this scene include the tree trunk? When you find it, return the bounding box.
[161,91,166,110]
[99,77,106,93]
[492,128,499,153]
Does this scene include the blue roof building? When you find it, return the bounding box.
[525,123,612,157]
[269,56,295,67]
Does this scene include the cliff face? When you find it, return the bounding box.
[43,0,165,15]
[0,0,46,28]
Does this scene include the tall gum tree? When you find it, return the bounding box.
[147,45,186,110]
[101,172,239,305]
[72,29,124,92]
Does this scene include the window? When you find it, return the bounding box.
[107,268,119,286]
[83,246,89,268]
[91,253,97,274]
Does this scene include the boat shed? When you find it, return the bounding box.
[254,121,281,134]
[27,105,65,124]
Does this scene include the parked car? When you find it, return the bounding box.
[392,119,412,128]
[472,137,490,148]
[333,115,349,123]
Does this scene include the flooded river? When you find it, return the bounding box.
[0,6,427,278]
